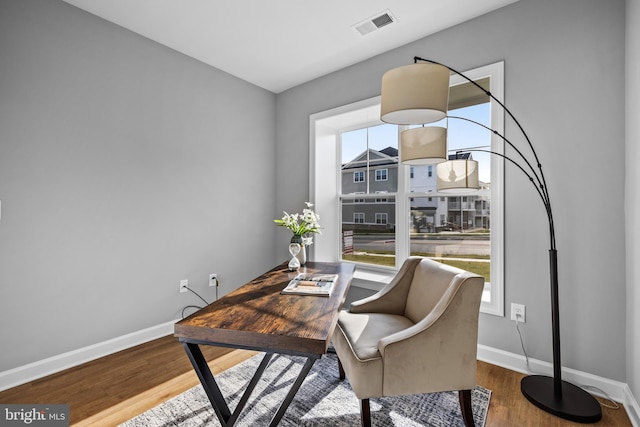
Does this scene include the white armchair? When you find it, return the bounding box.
[331,257,485,427]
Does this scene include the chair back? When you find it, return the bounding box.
[404,258,468,323]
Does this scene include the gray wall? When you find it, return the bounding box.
[0,0,277,371]
[275,0,627,381]
[626,0,640,404]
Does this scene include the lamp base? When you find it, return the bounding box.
[521,375,602,423]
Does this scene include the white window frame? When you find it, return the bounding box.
[375,168,388,181]
[353,171,365,183]
[375,213,388,224]
[354,212,365,223]
[309,62,504,317]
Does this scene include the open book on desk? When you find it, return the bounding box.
[281,273,339,296]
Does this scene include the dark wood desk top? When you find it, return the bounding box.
[174,261,355,356]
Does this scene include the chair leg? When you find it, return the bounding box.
[337,356,345,380]
[360,398,371,427]
[458,389,475,427]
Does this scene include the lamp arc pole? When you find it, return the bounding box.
[385,57,602,423]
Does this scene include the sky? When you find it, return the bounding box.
[341,103,492,183]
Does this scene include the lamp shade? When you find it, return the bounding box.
[380,63,450,125]
[437,159,479,193]
[400,126,447,165]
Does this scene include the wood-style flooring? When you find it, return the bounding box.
[0,335,632,426]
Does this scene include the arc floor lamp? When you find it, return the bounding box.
[380,56,602,423]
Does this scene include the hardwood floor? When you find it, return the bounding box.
[0,335,632,426]
[0,336,255,426]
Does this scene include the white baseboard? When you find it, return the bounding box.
[477,344,640,427]
[624,384,640,427]
[0,319,178,392]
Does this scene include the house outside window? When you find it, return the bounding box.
[375,168,388,181]
[354,212,365,223]
[354,171,365,182]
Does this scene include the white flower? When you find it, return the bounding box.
[274,202,322,236]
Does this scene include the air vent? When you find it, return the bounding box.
[372,13,394,29]
[353,10,396,36]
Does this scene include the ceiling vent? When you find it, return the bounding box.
[353,10,396,36]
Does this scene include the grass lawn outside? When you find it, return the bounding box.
[342,252,490,282]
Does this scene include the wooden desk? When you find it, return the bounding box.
[174,261,355,427]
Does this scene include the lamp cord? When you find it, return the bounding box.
[181,283,218,318]
[185,286,209,305]
[513,318,619,410]
[181,305,202,318]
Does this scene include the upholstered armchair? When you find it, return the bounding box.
[332,257,485,427]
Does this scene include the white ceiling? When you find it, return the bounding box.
[61,0,519,93]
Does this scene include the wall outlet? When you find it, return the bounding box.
[209,273,218,287]
[180,279,188,293]
[511,303,526,322]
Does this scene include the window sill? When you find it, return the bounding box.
[350,265,396,291]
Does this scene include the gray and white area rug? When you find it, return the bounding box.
[121,352,491,426]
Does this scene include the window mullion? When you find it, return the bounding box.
[395,124,410,266]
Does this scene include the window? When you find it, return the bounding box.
[338,124,398,266]
[310,62,504,316]
[375,169,388,181]
[428,165,433,177]
[354,171,365,182]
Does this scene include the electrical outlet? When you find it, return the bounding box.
[209,273,218,287]
[180,279,188,293]
[511,303,526,322]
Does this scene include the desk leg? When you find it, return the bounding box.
[182,343,232,425]
[268,356,318,427]
[183,343,278,426]
[183,343,318,427]
[227,352,274,425]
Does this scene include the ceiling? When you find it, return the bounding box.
[61,0,519,93]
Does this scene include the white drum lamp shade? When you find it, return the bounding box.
[400,127,447,165]
[380,63,451,125]
[437,159,479,193]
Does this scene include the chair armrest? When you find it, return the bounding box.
[377,273,484,396]
[350,257,422,315]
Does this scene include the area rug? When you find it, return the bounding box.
[121,352,491,427]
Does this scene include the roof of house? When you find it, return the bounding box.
[342,147,398,170]
[379,147,398,157]
[448,152,473,160]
